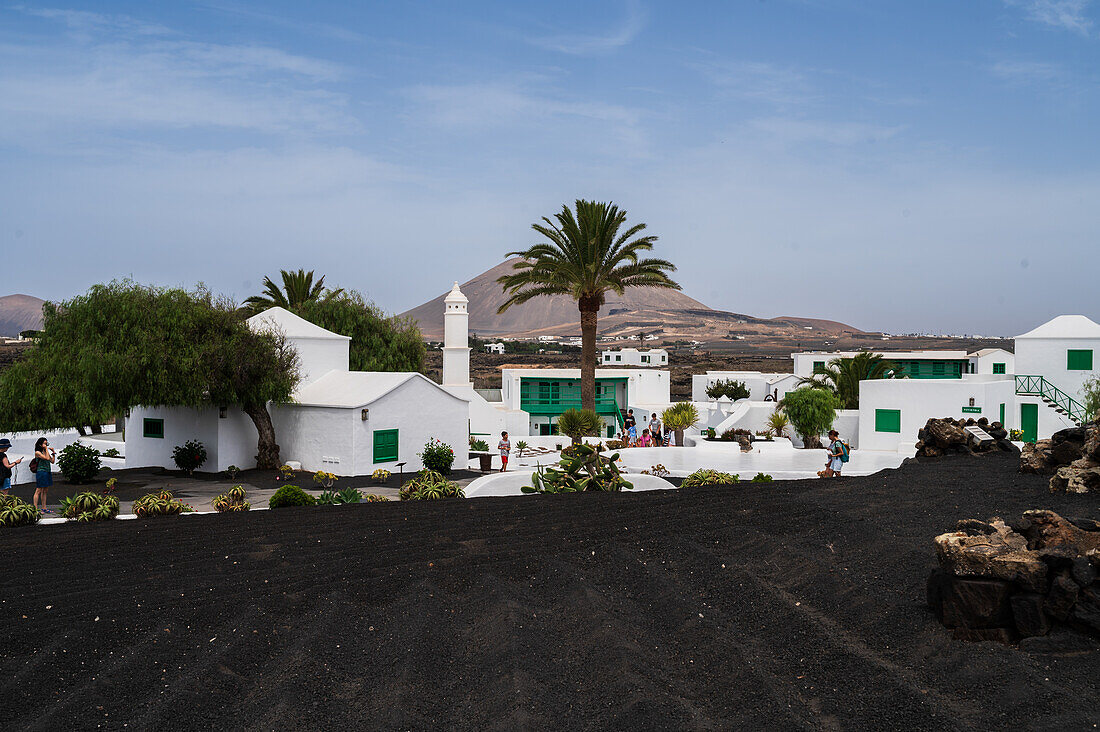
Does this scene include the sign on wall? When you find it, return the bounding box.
[961,406,982,414]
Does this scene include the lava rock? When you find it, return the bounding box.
[952,627,1016,644]
[1011,593,1052,638]
[1071,557,1098,587]
[1044,574,1080,622]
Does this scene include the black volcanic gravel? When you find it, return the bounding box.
[1,451,1098,730]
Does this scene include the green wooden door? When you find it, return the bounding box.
[373,429,399,463]
[1020,403,1038,444]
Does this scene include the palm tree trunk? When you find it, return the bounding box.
[242,401,281,469]
[579,296,600,412]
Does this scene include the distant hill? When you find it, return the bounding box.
[0,294,45,337]
[401,259,866,342]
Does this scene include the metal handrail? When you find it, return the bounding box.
[1015,375,1089,425]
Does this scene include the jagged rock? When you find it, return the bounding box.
[1071,557,1098,587]
[1045,574,1079,621]
[934,520,1047,592]
[1021,510,1100,553]
[1010,593,1051,637]
[1052,440,1084,466]
[939,577,1013,628]
[1050,461,1100,494]
[1019,440,1055,474]
[916,417,1003,458]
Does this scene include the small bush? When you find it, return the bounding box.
[212,485,250,513]
[101,447,121,458]
[706,379,750,401]
[469,437,490,452]
[269,484,316,509]
[103,477,118,494]
[1009,428,1025,441]
[312,470,338,489]
[605,440,626,450]
[720,428,753,441]
[400,470,463,500]
[371,468,391,484]
[278,464,296,481]
[419,438,455,474]
[133,490,192,517]
[751,472,773,482]
[681,469,739,487]
[225,465,241,479]
[640,464,670,477]
[0,494,40,527]
[57,442,101,484]
[336,487,362,504]
[172,440,207,475]
[60,491,119,521]
[363,494,390,502]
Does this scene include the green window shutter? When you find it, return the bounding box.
[1067,349,1093,370]
[373,429,399,463]
[1000,403,1006,425]
[932,362,945,376]
[875,409,901,433]
[142,418,164,439]
[993,363,1006,374]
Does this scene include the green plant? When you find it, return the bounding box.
[605,439,626,450]
[1082,374,1100,421]
[133,490,191,517]
[469,437,490,452]
[497,200,680,413]
[278,464,296,481]
[705,379,750,400]
[101,447,121,458]
[557,408,603,445]
[704,427,716,439]
[681,469,739,487]
[642,464,670,477]
[751,472,773,482]
[336,487,362,504]
[62,491,118,521]
[363,494,390,502]
[225,465,241,479]
[371,468,391,484]
[767,411,790,439]
[312,470,338,489]
[57,442,102,484]
[292,290,425,373]
[754,430,774,441]
[515,440,529,457]
[1010,428,1025,441]
[419,438,455,474]
[797,352,904,409]
[172,440,207,476]
[269,484,315,508]
[317,490,338,505]
[244,268,343,313]
[0,494,41,527]
[779,389,839,449]
[103,477,118,494]
[662,402,700,445]
[399,470,463,500]
[720,428,752,441]
[521,443,633,494]
[213,485,250,513]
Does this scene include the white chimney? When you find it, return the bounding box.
[442,281,471,387]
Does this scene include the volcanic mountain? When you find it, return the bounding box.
[0,294,45,337]
[401,259,865,342]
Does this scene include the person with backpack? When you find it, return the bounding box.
[819,429,849,478]
[0,438,23,495]
[31,437,56,513]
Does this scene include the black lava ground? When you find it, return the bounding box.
[2,451,1098,731]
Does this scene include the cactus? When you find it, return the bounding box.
[521,443,633,494]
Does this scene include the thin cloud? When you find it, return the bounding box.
[692,60,813,105]
[1005,0,1093,35]
[529,0,646,54]
[747,118,904,147]
[989,59,1066,83]
[196,1,366,43]
[12,5,172,35]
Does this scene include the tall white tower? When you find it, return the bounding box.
[442,282,472,387]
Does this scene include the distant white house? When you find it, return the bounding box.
[601,347,668,367]
[484,342,505,354]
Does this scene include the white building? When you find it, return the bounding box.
[691,371,801,402]
[601,347,668,367]
[127,307,469,474]
[485,342,505,354]
[1013,315,1099,442]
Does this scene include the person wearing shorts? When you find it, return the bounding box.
[648,414,662,447]
[33,437,56,513]
[0,438,23,495]
[819,430,844,478]
[498,431,510,472]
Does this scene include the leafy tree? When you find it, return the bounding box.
[557,408,603,445]
[294,292,425,372]
[0,282,299,468]
[798,352,903,409]
[244,269,343,314]
[498,200,679,411]
[1082,374,1100,421]
[779,388,839,449]
[706,379,750,400]
[661,402,700,446]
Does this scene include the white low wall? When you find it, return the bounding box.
[3,426,119,485]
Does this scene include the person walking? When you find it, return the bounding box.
[32,437,55,513]
[818,430,846,478]
[0,438,23,495]
[498,431,510,472]
[648,413,663,447]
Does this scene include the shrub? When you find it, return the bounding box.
[212,485,250,512]
[0,494,40,527]
[312,470,338,489]
[704,427,716,439]
[399,470,463,500]
[172,440,207,476]
[60,491,119,521]
[419,438,455,474]
[101,447,121,458]
[336,487,362,504]
[754,430,774,441]
[641,464,670,477]
[706,379,750,400]
[1083,375,1100,421]
[371,468,391,484]
[133,490,192,517]
[605,439,626,450]
[278,464,296,481]
[57,442,101,484]
[751,472,773,482]
[681,469,739,487]
[317,490,338,505]
[469,437,490,452]
[522,444,632,494]
[767,411,790,439]
[662,402,700,441]
[225,465,241,479]
[515,440,529,457]
[363,494,390,502]
[720,428,753,441]
[779,388,839,449]
[557,408,603,445]
[1009,428,1024,441]
[269,484,315,509]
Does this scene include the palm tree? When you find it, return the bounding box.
[244,269,343,314]
[498,200,679,411]
[798,352,904,409]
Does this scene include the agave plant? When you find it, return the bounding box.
[0,496,41,528]
[363,494,390,503]
[557,408,603,445]
[522,443,632,494]
[681,469,739,487]
[335,487,362,504]
[317,490,338,505]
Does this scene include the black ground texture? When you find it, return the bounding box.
[2,451,1099,731]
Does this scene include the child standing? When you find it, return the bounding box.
[498,431,511,472]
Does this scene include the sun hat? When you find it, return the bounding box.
[0,438,12,449]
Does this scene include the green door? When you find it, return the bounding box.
[1020,403,1038,444]
[999,403,1005,427]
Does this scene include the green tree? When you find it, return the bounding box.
[798,352,904,409]
[557,408,603,445]
[244,269,342,314]
[294,292,425,372]
[779,388,839,449]
[661,402,700,446]
[0,282,299,468]
[705,379,751,400]
[498,200,679,411]
[1082,374,1100,421]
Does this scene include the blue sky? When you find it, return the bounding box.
[1,1,1098,335]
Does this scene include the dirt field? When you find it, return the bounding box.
[1,451,1098,730]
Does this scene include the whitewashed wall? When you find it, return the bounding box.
[292,337,350,384]
[971,351,1015,375]
[271,405,353,474]
[4,426,117,485]
[1015,336,1100,403]
[215,408,260,471]
[360,376,468,475]
[125,406,222,471]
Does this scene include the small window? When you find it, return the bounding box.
[373,429,399,463]
[143,418,164,439]
[875,409,901,433]
[615,355,621,362]
[992,363,1006,374]
[813,361,826,374]
[641,355,649,363]
[1068,349,1093,371]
